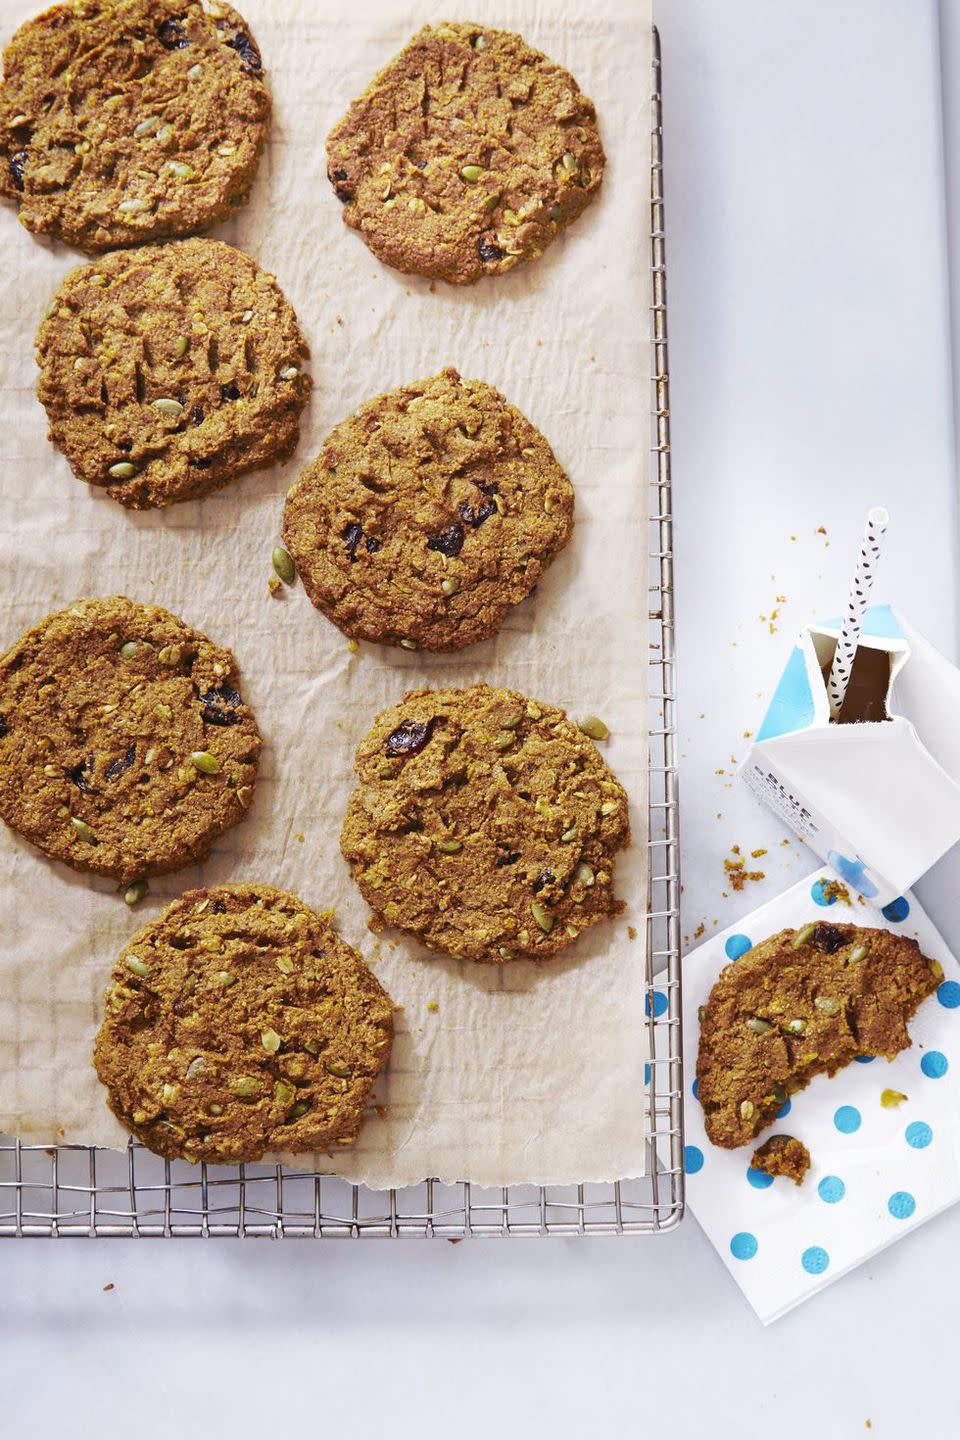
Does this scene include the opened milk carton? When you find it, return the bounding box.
[740,604,960,906]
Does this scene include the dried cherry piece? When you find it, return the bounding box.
[496,850,521,868]
[811,923,846,954]
[9,150,27,192]
[330,168,352,202]
[385,719,433,758]
[67,759,94,792]
[157,17,189,49]
[426,522,464,557]
[220,382,241,403]
[459,493,497,528]
[0,714,7,738]
[105,744,136,781]
[342,522,364,561]
[210,898,227,914]
[477,237,504,263]
[365,536,381,553]
[191,405,204,426]
[533,868,555,894]
[226,28,262,73]
[199,683,242,726]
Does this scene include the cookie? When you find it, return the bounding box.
[0,597,261,884]
[93,884,395,1163]
[340,683,630,963]
[0,0,270,251]
[751,1134,810,1186]
[696,922,942,1149]
[36,238,310,509]
[282,368,573,652]
[327,21,604,285]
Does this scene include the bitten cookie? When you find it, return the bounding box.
[341,683,630,963]
[0,0,270,251]
[93,884,394,1163]
[0,597,261,883]
[36,238,310,509]
[282,368,573,652]
[327,21,604,284]
[696,922,942,1149]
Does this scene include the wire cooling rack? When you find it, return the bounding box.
[0,29,681,1239]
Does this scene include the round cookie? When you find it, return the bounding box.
[282,368,574,652]
[326,21,604,285]
[0,596,261,883]
[36,238,310,509]
[93,884,395,1163]
[340,683,630,963]
[0,0,270,251]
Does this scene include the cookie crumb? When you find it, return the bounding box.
[723,845,765,892]
[627,924,637,941]
[426,1000,439,1013]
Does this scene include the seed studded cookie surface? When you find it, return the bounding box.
[340,683,630,963]
[0,597,261,883]
[0,0,270,251]
[282,368,574,652]
[327,21,605,285]
[36,238,310,509]
[696,923,942,1149]
[93,884,395,1163]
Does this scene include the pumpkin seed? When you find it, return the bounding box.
[155,123,174,144]
[125,955,152,979]
[791,923,817,948]
[186,1057,206,1079]
[600,800,619,815]
[573,861,595,887]
[157,644,180,666]
[70,816,97,844]
[493,731,515,751]
[108,461,137,480]
[326,1060,352,1078]
[274,1079,297,1105]
[437,838,462,854]
[119,640,140,659]
[217,141,237,156]
[697,1005,706,1023]
[561,151,578,174]
[746,1017,773,1035]
[117,197,152,215]
[174,335,190,359]
[399,638,418,650]
[164,160,194,178]
[441,576,460,598]
[579,715,609,741]
[814,996,840,1014]
[289,1100,311,1119]
[502,711,524,729]
[260,1029,282,1054]
[216,970,237,986]
[531,901,554,934]
[460,164,485,183]
[152,398,184,418]
[271,547,295,584]
[134,115,160,137]
[772,1082,788,1107]
[739,1099,755,1121]
[560,826,577,843]
[278,364,299,380]
[881,1087,908,1109]
[846,943,869,963]
[785,1018,807,1035]
[162,1083,180,1105]
[124,880,149,906]
[229,1075,260,1098]
[190,751,220,776]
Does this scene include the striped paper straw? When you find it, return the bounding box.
[826,507,890,720]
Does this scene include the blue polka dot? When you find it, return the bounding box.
[684,1145,704,1174]
[730,1231,758,1261]
[747,1166,774,1189]
[937,981,960,1010]
[881,896,910,923]
[921,1051,948,1079]
[905,1121,932,1150]
[811,879,838,906]
[691,1077,700,1100]
[644,1063,651,1085]
[854,1055,876,1064]
[646,990,668,1018]
[888,1190,916,1220]
[776,1097,792,1119]
[725,934,753,961]
[801,1245,830,1275]
[834,1105,861,1134]
[818,1175,845,1204]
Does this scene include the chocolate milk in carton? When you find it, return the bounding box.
[740,605,960,906]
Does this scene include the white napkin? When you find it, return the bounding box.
[682,868,960,1323]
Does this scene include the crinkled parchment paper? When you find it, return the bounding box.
[0,0,651,1186]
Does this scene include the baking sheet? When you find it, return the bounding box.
[0,0,652,1187]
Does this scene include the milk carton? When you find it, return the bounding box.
[740,605,960,906]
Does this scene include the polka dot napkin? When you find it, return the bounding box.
[682,868,960,1323]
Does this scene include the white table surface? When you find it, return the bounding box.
[5,1,959,1434]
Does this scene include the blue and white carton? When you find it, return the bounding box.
[740,605,960,906]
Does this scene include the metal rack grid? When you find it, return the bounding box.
[0,28,682,1239]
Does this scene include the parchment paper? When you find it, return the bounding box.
[0,0,652,1187]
